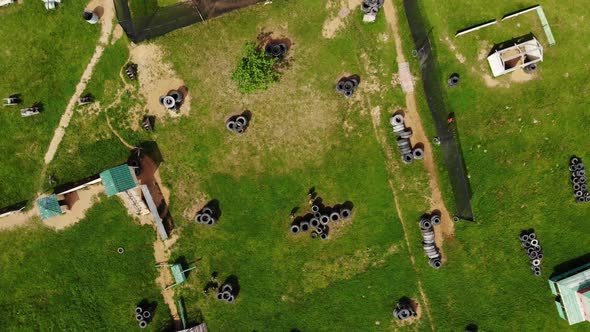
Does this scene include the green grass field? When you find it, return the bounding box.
[0,1,100,206]
[1,0,590,330]
[0,198,169,331]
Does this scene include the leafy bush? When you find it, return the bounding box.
[231,42,278,93]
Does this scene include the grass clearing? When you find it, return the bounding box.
[0,198,169,331]
[0,1,100,206]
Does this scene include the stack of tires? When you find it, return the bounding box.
[125,63,138,80]
[159,90,184,112]
[134,306,152,329]
[361,0,384,16]
[290,200,353,240]
[216,284,236,304]
[195,206,217,226]
[519,231,543,276]
[335,76,359,98]
[226,114,249,134]
[265,42,288,59]
[419,214,442,269]
[393,300,416,321]
[569,156,589,203]
[390,113,423,164]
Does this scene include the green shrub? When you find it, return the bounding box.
[231,42,278,94]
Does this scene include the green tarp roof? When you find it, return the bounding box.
[555,265,590,325]
[36,195,62,220]
[100,165,137,197]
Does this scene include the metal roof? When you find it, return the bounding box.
[554,265,590,325]
[36,195,62,220]
[171,264,186,284]
[100,165,137,197]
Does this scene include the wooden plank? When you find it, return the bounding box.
[501,5,540,21]
[141,184,169,240]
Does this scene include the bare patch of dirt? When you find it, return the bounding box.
[153,240,180,326]
[44,184,104,230]
[442,36,466,63]
[129,43,191,119]
[510,67,536,82]
[478,41,491,61]
[394,299,422,327]
[182,197,209,221]
[0,209,39,231]
[322,0,364,38]
[111,24,124,45]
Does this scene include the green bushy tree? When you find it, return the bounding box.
[231,42,278,94]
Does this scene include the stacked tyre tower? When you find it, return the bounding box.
[335,76,359,98]
[125,63,138,80]
[419,213,442,269]
[361,0,384,17]
[159,90,184,113]
[519,231,543,276]
[390,113,423,164]
[265,42,288,59]
[134,306,152,329]
[225,113,250,134]
[289,199,353,240]
[393,299,416,321]
[569,156,589,203]
[216,283,237,304]
[195,204,219,226]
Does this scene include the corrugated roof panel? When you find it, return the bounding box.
[100,165,137,196]
[36,195,62,220]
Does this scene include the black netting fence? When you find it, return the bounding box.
[402,0,474,221]
[114,0,262,43]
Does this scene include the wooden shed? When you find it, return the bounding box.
[549,262,590,325]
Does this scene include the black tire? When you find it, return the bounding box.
[530,239,539,246]
[529,251,538,260]
[310,218,320,228]
[580,176,587,184]
[222,291,231,300]
[139,320,148,329]
[311,231,318,239]
[340,208,351,219]
[343,90,353,98]
[343,80,354,92]
[159,96,166,106]
[226,120,236,132]
[419,219,432,230]
[227,295,235,304]
[532,259,541,267]
[569,165,577,172]
[575,190,584,198]
[277,43,288,54]
[390,114,404,126]
[135,307,143,314]
[430,214,441,225]
[216,292,224,300]
[320,215,330,225]
[400,129,413,139]
[117,247,125,254]
[452,216,460,222]
[290,224,300,234]
[447,73,460,87]
[311,205,320,213]
[143,311,151,319]
[320,233,328,240]
[168,90,183,104]
[577,170,586,177]
[524,63,538,72]
[162,96,175,109]
[271,44,282,57]
[581,184,587,191]
[195,213,203,223]
[570,157,579,165]
[235,127,245,134]
[200,213,211,223]
[401,153,413,164]
[429,258,442,269]
[136,314,143,321]
[330,212,340,222]
[206,218,216,226]
[574,183,581,191]
[300,221,310,232]
[518,234,527,241]
[235,116,247,127]
[313,211,321,218]
[336,80,345,93]
[265,44,274,56]
[524,240,531,248]
[349,77,359,88]
[576,163,584,170]
[222,284,233,293]
[528,232,536,240]
[413,148,424,160]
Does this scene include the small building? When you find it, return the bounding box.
[487,37,543,77]
[549,261,590,325]
[36,195,67,220]
[100,164,138,197]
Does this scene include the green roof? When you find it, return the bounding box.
[100,165,137,197]
[171,264,187,284]
[553,265,590,325]
[36,195,63,220]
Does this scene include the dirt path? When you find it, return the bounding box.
[43,184,104,230]
[106,115,135,149]
[382,0,454,244]
[43,0,115,164]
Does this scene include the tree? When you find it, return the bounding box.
[231,42,278,94]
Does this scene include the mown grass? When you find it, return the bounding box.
[150,0,434,330]
[0,1,100,206]
[0,198,169,331]
[394,0,590,330]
